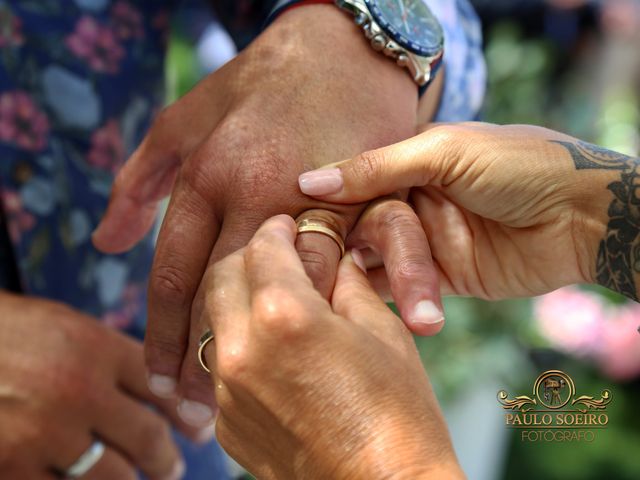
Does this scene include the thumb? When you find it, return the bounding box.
[331,249,406,340]
[92,134,180,254]
[298,126,458,204]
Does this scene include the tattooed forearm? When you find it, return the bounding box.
[552,140,640,301]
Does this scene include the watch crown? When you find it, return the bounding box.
[371,35,386,51]
[397,54,409,67]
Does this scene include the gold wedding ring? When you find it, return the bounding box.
[296,218,345,258]
[198,330,215,373]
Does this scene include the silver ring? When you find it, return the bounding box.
[65,440,105,478]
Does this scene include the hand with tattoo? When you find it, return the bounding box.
[296,122,640,302]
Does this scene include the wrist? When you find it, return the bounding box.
[263,4,418,112]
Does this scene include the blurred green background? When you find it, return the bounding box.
[169,1,640,478]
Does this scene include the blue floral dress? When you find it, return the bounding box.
[0,0,230,478]
[0,0,486,478]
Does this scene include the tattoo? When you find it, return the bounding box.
[552,140,640,301]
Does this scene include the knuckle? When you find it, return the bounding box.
[150,264,193,308]
[181,156,216,197]
[296,248,332,280]
[353,149,386,184]
[252,287,311,338]
[217,345,249,386]
[392,257,431,283]
[145,333,187,363]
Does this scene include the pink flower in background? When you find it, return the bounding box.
[599,306,640,381]
[0,91,50,152]
[66,16,125,74]
[1,190,36,243]
[0,6,24,48]
[534,287,604,356]
[111,2,144,40]
[87,120,125,173]
[535,287,640,381]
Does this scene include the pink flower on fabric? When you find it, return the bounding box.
[0,6,24,48]
[1,189,36,243]
[87,120,125,173]
[0,91,50,152]
[534,287,604,356]
[111,1,144,40]
[65,16,125,74]
[102,283,145,330]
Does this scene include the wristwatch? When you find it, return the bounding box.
[336,0,444,88]
[266,0,444,90]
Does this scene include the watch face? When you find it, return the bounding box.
[365,0,444,57]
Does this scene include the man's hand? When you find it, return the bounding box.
[0,292,207,480]
[202,215,463,480]
[92,4,433,424]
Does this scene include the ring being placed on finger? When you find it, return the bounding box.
[65,440,105,479]
[296,218,345,258]
[198,330,215,373]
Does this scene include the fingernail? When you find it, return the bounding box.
[177,399,214,428]
[351,248,367,274]
[299,168,343,196]
[410,300,444,325]
[194,423,216,444]
[147,374,177,398]
[162,458,186,480]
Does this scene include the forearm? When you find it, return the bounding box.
[554,139,640,300]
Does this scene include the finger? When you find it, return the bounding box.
[366,264,455,300]
[243,214,314,293]
[297,126,459,202]
[347,199,444,336]
[331,251,407,342]
[294,209,349,299]
[92,81,231,254]
[176,211,260,428]
[113,333,217,444]
[79,446,137,480]
[92,130,180,254]
[93,390,185,480]
[51,435,136,480]
[144,171,221,399]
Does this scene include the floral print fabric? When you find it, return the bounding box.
[0,0,173,336]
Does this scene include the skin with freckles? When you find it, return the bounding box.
[0,292,206,480]
[299,122,625,301]
[92,4,444,427]
[202,216,464,480]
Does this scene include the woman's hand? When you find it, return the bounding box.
[0,292,207,480]
[298,122,621,302]
[201,215,462,480]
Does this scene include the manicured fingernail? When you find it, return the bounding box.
[299,168,343,196]
[162,458,186,480]
[351,248,367,273]
[410,300,444,325]
[177,399,214,427]
[147,374,177,398]
[194,423,217,444]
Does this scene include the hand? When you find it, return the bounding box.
[201,215,463,480]
[92,4,434,421]
[0,292,206,480]
[298,122,614,300]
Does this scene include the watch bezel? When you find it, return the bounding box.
[363,0,443,58]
